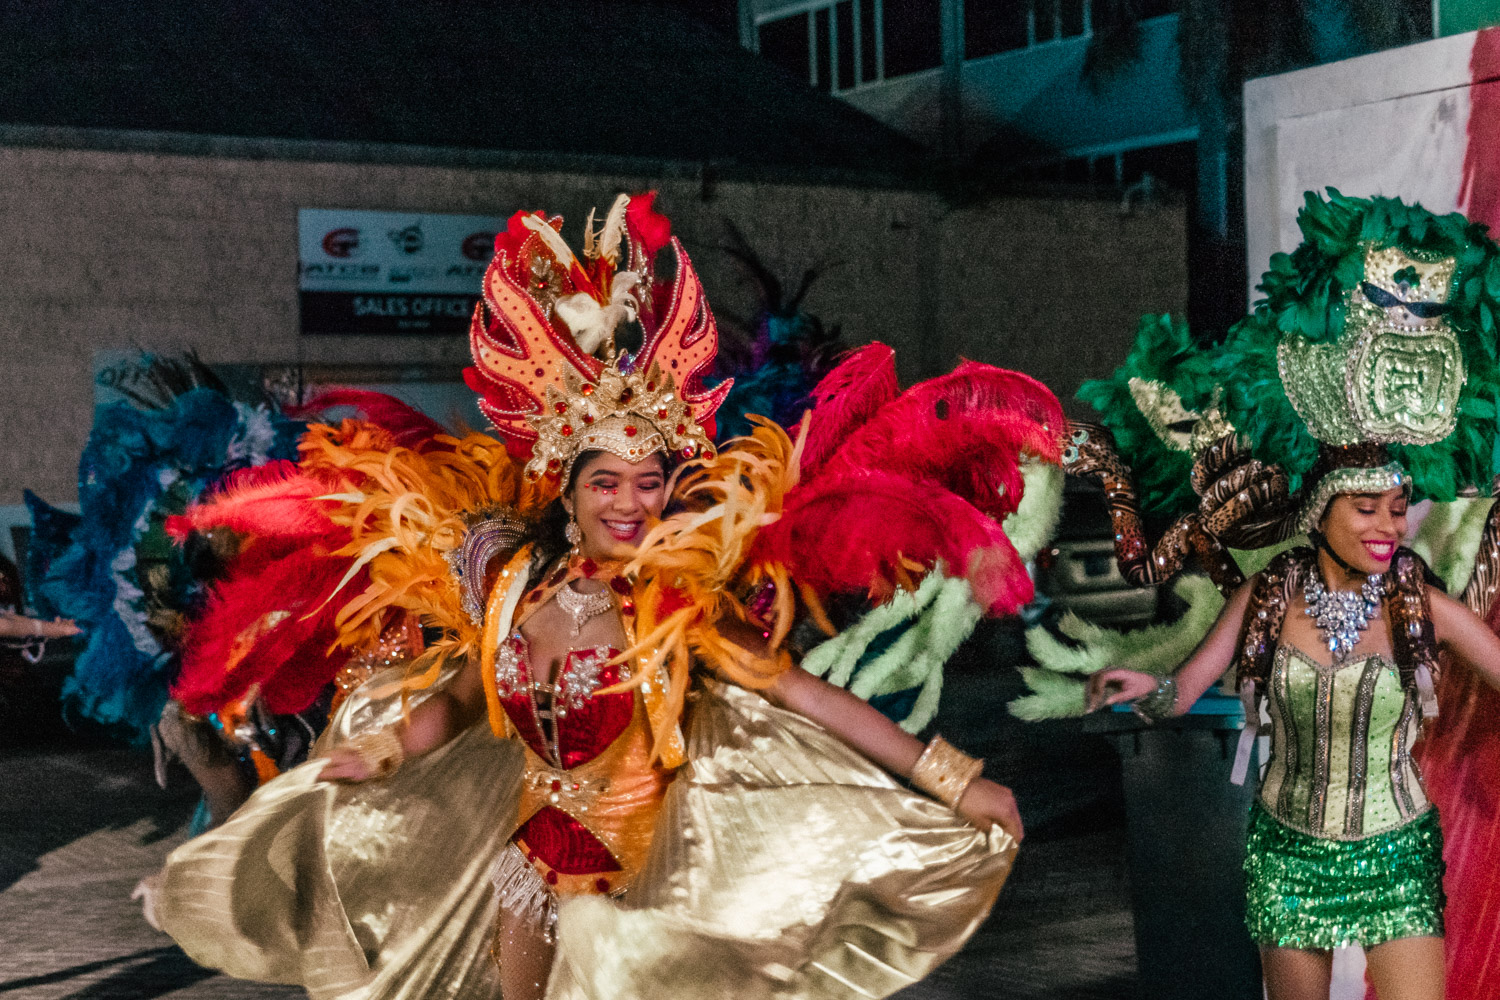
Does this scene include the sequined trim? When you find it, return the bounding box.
[1298,463,1411,535]
[1392,692,1419,820]
[1344,657,1384,836]
[495,634,526,697]
[1307,663,1336,833]
[557,648,614,713]
[490,843,558,942]
[1271,647,1300,821]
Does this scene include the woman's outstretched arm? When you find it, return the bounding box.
[1086,577,1255,715]
[1429,588,1500,691]
[319,655,490,781]
[762,663,1024,841]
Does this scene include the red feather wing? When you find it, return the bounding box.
[165,463,342,543]
[293,389,450,450]
[171,546,360,716]
[800,343,899,475]
[754,471,1034,616]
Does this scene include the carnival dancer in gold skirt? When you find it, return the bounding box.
[148,193,1060,999]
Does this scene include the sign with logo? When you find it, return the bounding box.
[298,208,501,335]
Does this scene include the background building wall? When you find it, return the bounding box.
[0,141,1186,507]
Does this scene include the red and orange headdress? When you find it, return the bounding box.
[463,193,730,488]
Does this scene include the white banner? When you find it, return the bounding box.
[297,208,501,334]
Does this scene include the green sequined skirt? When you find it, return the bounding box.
[1244,802,1445,949]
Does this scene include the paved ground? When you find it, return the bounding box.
[0,622,1142,999]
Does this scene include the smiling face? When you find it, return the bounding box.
[1319,486,1409,576]
[563,450,670,561]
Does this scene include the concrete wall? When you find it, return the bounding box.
[0,138,1186,507]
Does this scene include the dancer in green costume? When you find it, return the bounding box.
[1087,191,1500,1000]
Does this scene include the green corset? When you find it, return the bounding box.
[1258,644,1429,839]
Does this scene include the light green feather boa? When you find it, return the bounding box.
[803,570,984,733]
[1010,499,1494,721]
[1011,574,1225,720]
[1004,461,1064,566]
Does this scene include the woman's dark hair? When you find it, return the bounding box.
[528,449,674,574]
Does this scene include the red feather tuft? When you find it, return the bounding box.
[781,356,1062,617]
[293,389,450,450]
[878,362,1064,442]
[626,191,673,257]
[800,343,899,474]
[166,462,342,542]
[171,545,360,716]
[754,471,1034,616]
[821,411,1059,520]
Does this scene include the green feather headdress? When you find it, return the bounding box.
[1076,313,1225,518]
[1214,189,1500,502]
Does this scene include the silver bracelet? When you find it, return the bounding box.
[1132,675,1177,723]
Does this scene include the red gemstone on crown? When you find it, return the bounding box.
[560,425,573,436]
[675,423,686,434]
[657,408,668,419]
[619,388,634,404]
[581,384,594,396]
[645,381,656,391]
[550,779,562,792]
[582,414,594,424]
[624,425,638,437]
[554,401,567,414]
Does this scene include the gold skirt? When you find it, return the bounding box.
[154,674,1016,1000]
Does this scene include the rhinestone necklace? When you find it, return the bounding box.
[1303,569,1386,662]
[554,583,614,636]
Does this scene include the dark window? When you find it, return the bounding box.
[860,0,879,79]
[813,6,833,90]
[1034,0,1058,41]
[1120,141,1196,194]
[759,12,812,84]
[1134,0,1178,18]
[1060,156,1092,185]
[965,1,1029,58]
[1060,0,1087,38]
[836,0,857,88]
[882,0,943,77]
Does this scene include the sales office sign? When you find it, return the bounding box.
[298,208,500,334]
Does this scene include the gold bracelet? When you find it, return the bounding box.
[909,735,984,809]
[349,728,406,778]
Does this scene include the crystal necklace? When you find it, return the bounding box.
[554,582,614,636]
[1303,568,1386,662]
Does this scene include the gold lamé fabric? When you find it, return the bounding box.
[155,667,522,1000]
[156,671,1016,1000]
[546,680,1017,1000]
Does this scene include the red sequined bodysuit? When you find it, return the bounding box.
[493,622,673,897]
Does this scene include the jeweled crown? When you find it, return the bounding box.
[463,193,729,486]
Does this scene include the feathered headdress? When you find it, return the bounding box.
[462,193,731,483]
[1075,314,1230,519]
[1215,189,1500,519]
